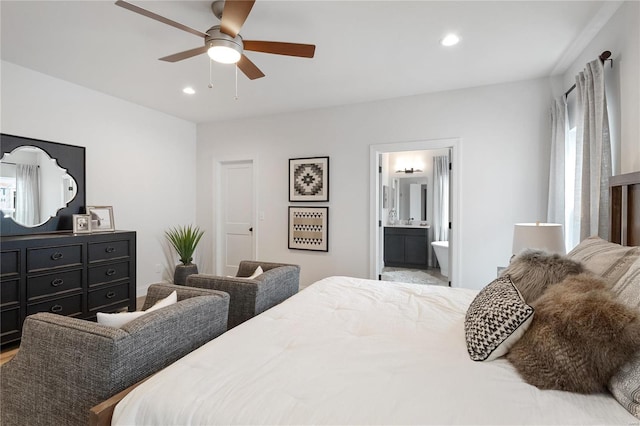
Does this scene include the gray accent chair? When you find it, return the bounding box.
[187,260,300,329]
[0,284,229,426]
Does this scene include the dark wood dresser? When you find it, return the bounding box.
[1,231,136,347]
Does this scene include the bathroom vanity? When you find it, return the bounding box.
[383,225,430,269]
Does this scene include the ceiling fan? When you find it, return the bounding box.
[115,0,316,80]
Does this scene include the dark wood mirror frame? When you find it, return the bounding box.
[0,133,86,236]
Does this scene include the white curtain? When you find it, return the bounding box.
[547,58,612,250]
[432,155,449,242]
[547,96,568,227]
[15,164,41,225]
[575,59,611,242]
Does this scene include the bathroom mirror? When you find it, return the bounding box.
[1,134,86,236]
[393,177,428,221]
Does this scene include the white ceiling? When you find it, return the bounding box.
[1,1,614,124]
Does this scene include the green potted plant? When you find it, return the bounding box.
[165,224,204,285]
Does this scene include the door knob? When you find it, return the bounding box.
[249,227,253,232]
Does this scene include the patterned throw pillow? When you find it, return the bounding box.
[465,276,534,361]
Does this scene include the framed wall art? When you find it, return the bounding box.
[289,156,329,202]
[72,214,91,234]
[288,206,328,252]
[87,206,115,232]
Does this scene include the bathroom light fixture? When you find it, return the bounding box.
[512,222,565,256]
[182,87,196,95]
[396,168,423,174]
[441,33,460,47]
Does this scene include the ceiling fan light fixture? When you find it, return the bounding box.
[208,44,241,64]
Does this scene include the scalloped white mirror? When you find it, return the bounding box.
[0,145,78,227]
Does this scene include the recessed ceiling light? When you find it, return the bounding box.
[183,87,196,95]
[441,34,460,47]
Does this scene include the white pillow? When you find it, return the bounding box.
[247,266,263,279]
[145,290,178,312]
[97,290,178,328]
[97,310,147,328]
[235,266,264,280]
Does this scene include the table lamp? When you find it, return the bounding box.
[512,222,565,256]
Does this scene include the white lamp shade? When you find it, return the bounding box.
[512,223,565,255]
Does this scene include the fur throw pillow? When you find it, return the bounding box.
[502,250,584,303]
[507,273,640,393]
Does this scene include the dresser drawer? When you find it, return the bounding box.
[1,279,20,307]
[88,282,131,312]
[1,250,20,277]
[88,240,130,263]
[27,293,83,317]
[88,261,130,287]
[1,307,21,340]
[27,245,83,272]
[27,269,83,302]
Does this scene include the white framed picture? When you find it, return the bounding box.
[288,206,328,252]
[87,206,115,232]
[72,214,91,234]
[289,156,329,202]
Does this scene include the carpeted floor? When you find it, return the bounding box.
[381,267,449,286]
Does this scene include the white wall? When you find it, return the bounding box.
[197,77,553,290]
[557,0,639,174]
[1,61,197,296]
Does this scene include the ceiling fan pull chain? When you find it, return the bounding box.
[235,65,239,100]
[208,59,213,89]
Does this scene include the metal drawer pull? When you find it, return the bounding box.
[105,247,116,253]
[51,278,64,287]
[51,252,64,260]
[51,304,63,313]
[106,269,117,276]
[106,291,116,299]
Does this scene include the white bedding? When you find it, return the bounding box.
[113,276,637,425]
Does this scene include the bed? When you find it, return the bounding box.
[107,172,640,425]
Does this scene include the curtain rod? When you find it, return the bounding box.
[564,50,612,98]
[1,162,40,168]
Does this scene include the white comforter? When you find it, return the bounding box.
[113,276,636,425]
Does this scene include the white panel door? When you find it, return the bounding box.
[220,161,254,276]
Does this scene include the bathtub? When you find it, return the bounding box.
[431,240,449,278]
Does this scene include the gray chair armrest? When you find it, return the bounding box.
[187,261,299,328]
[1,291,230,426]
[142,282,229,310]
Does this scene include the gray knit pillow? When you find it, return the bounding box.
[508,273,640,394]
[609,258,640,419]
[465,275,534,362]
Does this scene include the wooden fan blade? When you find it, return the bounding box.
[237,55,265,80]
[115,0,207,39]
[220,0,255,38]
[243,40,315,58]
[159,46,209,62]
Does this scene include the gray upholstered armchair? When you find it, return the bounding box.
[187,260,300,328]
[0,284,229,426]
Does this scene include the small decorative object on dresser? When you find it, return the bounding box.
[87,206,115,232]
[72,214,91,234]
[166,224,205,285]
[289,156,329,202]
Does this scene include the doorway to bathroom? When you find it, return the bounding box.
[369,138,460,287]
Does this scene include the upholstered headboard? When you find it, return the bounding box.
[610,171,640,246]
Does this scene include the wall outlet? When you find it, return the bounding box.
[259,211,265,221]
[155,264,162,274]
